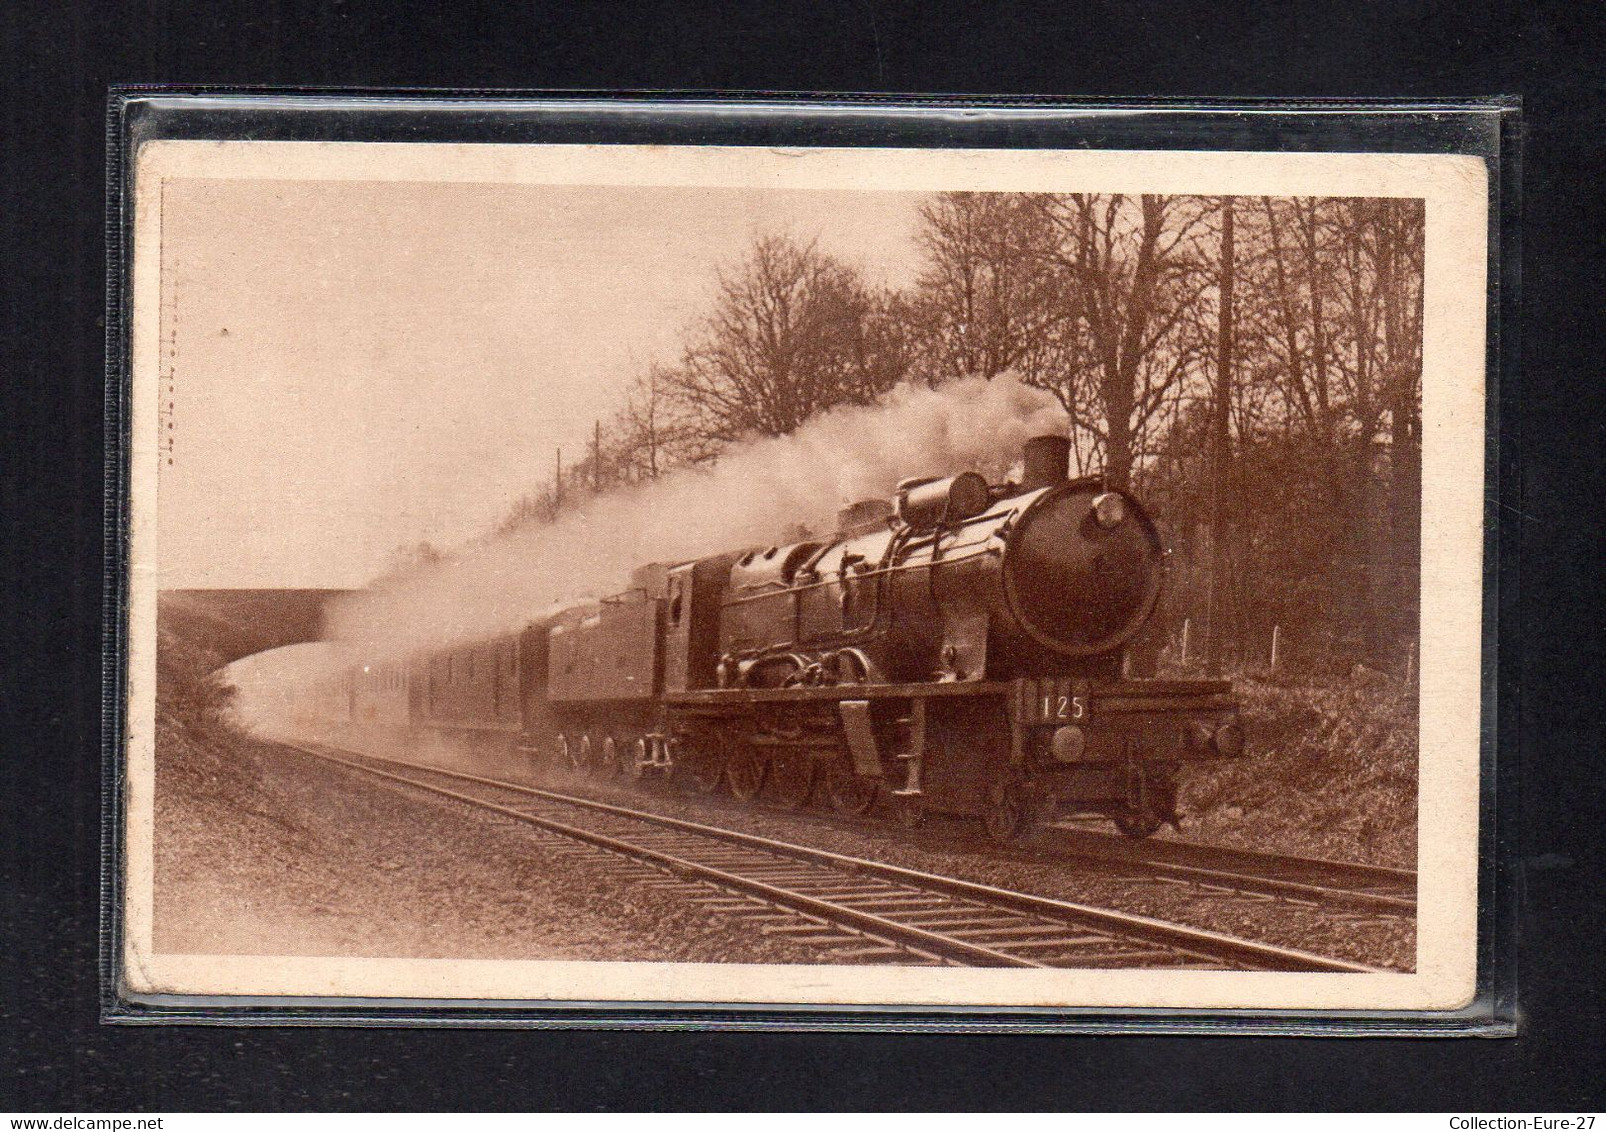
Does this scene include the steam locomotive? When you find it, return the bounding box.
[341,435,1243,842]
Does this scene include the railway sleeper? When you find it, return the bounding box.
[759,923,866,941]
[898,919,1027,934]
[986,937,1155,953]
[835,896,958,913]
[780,883,910,899]
[948,924,1100,941]
[823,945,920,961]
[1027,946,1199,964]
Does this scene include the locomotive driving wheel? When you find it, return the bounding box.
[825,760,878,816]
[726,744,768,802]
[676,734,726,795]
[597,735,622,779]
[831,649,871,685]
[766,753,815,809]
[557,733,583,775]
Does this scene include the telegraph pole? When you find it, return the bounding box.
[1206,197,1235,677]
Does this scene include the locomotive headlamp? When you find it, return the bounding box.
[1091,492,1127,528]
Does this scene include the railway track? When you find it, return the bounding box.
[1041,825,1417,918]
[280,740,1381,973]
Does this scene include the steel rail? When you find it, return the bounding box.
[1042,832,1417,915]
[290,743,1027,967]
[283,741,1382,974]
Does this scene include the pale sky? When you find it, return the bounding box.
[157,179,930,588]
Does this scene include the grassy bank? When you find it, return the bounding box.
[1177,670,1419,869]
[154,624,261,805]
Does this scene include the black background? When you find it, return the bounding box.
[3,1,1601,1111]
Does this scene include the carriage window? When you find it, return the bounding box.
[669,578,684,627]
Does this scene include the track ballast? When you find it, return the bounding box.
[282,740,1381,973]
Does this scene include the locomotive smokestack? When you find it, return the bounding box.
[1020,435,1072,492]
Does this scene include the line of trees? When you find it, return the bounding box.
[488,192,1424,679]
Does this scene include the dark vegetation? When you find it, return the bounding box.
[154,621,258,803]
[1180,671,1418,868]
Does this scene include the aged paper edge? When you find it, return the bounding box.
[123,141,1489,1011]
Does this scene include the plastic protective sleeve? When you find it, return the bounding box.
[102,91,1520,1033]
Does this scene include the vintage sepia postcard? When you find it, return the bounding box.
[119,135,1491,1017]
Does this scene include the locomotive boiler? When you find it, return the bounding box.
[718,434,1164,690]
[345,435,1243,843]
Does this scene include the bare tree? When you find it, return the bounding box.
[1035,194,1215,490]
[1204,197,1236,675]
[610,363,720,481]
[908,192,1062,387]
[1138,193,1427,675]
[662,235,908,444]
[1363,198,1426,665]
[907,192,1217,487]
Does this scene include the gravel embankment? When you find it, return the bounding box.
[156,730,1412,971]
[538,768,1416,972]
[154,739,836,965]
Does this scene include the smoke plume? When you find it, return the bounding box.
[327,376,1066,655]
